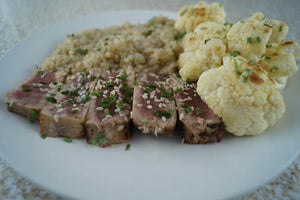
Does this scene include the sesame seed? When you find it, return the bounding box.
[179,113,184,120]
[53,115,59,122]
[162,116,166,121]
[96,107,104,110]
[118,125,125,131]
[146,100,151,104]
[137,103,143,107]
[146,105,153,109]
[142,93,148,99]
[57,108,64,113]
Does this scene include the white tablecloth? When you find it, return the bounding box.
[1,0,300,199]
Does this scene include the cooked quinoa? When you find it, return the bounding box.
[41,17,183,77]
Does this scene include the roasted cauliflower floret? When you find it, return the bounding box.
[227,12,272,61]
[179,38,226,81]
[265,19,289,43]
[175,1,226,32]
[197,56,285,136]
[261,41,300,91]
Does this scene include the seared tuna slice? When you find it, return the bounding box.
[85,70,133,147]
[132,73,177,136]
[6,69,66,121]
[171,78,225,144]
[40,70,99,138]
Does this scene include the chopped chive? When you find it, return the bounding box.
[146,30,153,36]
[91,139,98,145]
[266,44,272,48]
[216,31,222,34]
[196,107,201,116]
[256,36,261,43]
[40,135,47,139]
[144,87,152,94]
[265,56,271,60]
[75,48,88,55]
[186,78,191,84]
[204,38,211,44]
[176,72,181,78]
[175,31,187,40]
[28,109,39,123]
[242,75,249,83]
[230,51,240,57]
[133,81,139,86]
[91,75,96,81]
[117,74,128,80]
[97,134,108,145]
[174,88,182,94]
[247,37,253,44]
[234,59,241,75]
[279,26,282,32]
[200,27,207,30]
[71,109,78,113]
[263,23,272,28]
[141,119,149,124]
[224,22,233,27]
[244,69,253,74]
[98,75,104,80]
[161,90,173,99]
[22,84,31,92]
[106,81,114,87]
[63,138,72,143]
[184,106,192,114]
[180,8,188,16]
[61,90,69,95]
[270,66,279,72]
[45,96,57,103]
[38,71,44,76]
[125,144,131,151]
[153,109,173,119]
[91,91,103,96]
[249,60,257,65]
[117,101,124,110]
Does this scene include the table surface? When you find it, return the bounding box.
[1,0,300,199]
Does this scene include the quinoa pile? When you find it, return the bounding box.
[41,17,183,77]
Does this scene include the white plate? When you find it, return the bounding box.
[0,10,300,200]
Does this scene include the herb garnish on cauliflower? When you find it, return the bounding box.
[197,56,285,136]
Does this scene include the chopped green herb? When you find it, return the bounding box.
[204,38,211,44]
[242,74,249,83]
[71,109,78,114]
[61,90,69,95]
[57,87,62,92]
[66,99,77,104]
[133,81,139,86]
[40,135,47,139]
[38,71,44,76]
[196,107,201,116]
[91,91,103,96]
[117,74,128,80]
[97,134,108,145]
[45,96,57,103]
[266,44,272,48]
[106,81,114,87]
[270,66,279,72]
[265,56,271,60]
[256,36,261,43]
[161,90,173,99]
[117,101,124,110]
[261,53,266,58]
[230,51,240,57]
[146,30,153,36]
[244,69,253,74]
[186,78,191,84]
[184,106,193,114]
[104,108,111,115]
[141,119,149,124]
[63,138,72,143]
[22,84,31,92]
[234,59,241,75]
[147,83,157,88]
[200,27,207,30]
[174,88,182,94]
[91,75,96,81]
[28,109,39,123]
[247,37,253,44]
[97,48,101,51]
[91,139,98,145]
[279,26,282,32]
[180,8,188,16]
[125,144,131,151]
[249,60,257,65]
[240,20,245,23]
[263,23,272,28]
[175,31,187,40]
[224,22,233,27]
[176,72,181,78]
[216,31,222,34]
[98,75,104,80]
[144,87,152,93]
[120,83,132,100]
[75,48,88,55]
[153,109,173,119]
